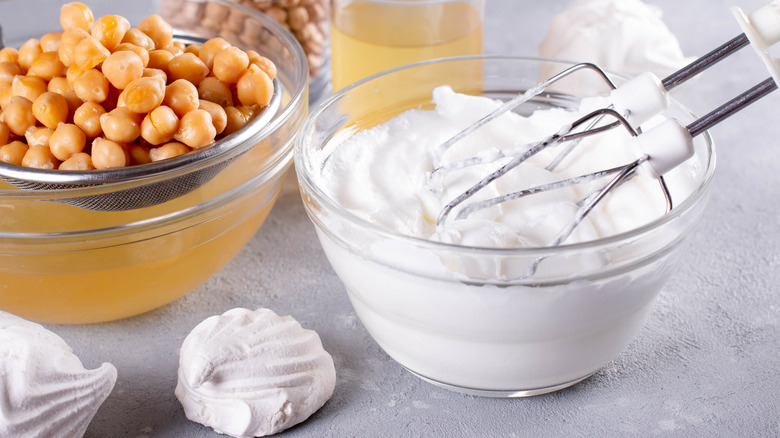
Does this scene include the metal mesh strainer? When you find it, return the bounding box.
[0,79,282,212]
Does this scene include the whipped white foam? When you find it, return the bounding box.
[0,311,117,438]
[317,85,694,252]
[175,308,336,438]
[539,0,692,81]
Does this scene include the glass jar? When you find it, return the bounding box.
[329,0,484,91]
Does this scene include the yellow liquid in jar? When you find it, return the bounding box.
[330,1,483,91]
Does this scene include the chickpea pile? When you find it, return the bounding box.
[0,2,277,171]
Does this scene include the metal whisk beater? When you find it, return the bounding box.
[432,1,780,264]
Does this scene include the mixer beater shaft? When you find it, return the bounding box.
[434,1,780,262]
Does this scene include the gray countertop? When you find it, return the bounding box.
[44,0,780,436]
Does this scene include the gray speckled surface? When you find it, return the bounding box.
[29,0,780,436]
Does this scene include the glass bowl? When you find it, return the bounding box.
[0,0,308,324]
[294,56,716,397]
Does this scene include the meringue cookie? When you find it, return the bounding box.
[0,311,117,438]
[175,308,336,438]
[539,0,693,90]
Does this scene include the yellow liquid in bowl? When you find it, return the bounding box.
[0,145,288,324]
[0,202,275,324]
[330,1,483,91]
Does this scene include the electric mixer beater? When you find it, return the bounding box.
[431,1,780,275]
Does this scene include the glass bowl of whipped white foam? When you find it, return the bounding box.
[294,56,715,397]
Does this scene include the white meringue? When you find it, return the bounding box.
[175,308,336,438]
[539,0,693,86]
[0,311,117,438]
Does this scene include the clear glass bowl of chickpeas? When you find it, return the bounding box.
[0,0,308,324]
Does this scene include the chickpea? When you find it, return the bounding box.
[113,43,150,68]
[91,137,128,169]
[49,123,87,161]
[0,62,21,83]
[174,109,216,148]
[236,64,274,106]
[247,50,278,80]
[142,68,167,82]
[137,14,173,50]
[223,105,257,136]
[162,44,184,57]
[47,76,71,94]
[184,44,201,57]
[168,53,209,86]
[128,144,152,165]
[287,5,309,31]
[91,15,131,51]
[213,46,249,84]
[59,152,95,170]
[4,96,36,136]
[121,28,155,51]
[0,140,29,165]
[60,2,94,32]
[0,48,19,64]
[40,32,64,53]
[22,145,59,169]
[102,50,144,89]
[147,49,174,72]
[164,79,199,117]
[265,7,288,25]
[0,78,10,94]
[24,126,54,148]
[202,2,230,29]
[73,101,106,138]
[58,28,90,67]
[103,84,122,111]
[120,76,165,113]
[197,77,233,107]
[12,75,47,103]
[27,52,67,81]
[66,64,87,87]
[0,122,9,145]
[198,99,227,135]
[72,68,109,103]
[74,36,111,70]
[0,87,14,111]
[18,38,42,72]
[32,92,69,129]
[150,141,189,162]
[0,83,10,98]
[198,37,231,70]
[45,78,81,116]
[115,89,125,108]
[140,105,178,145]
[100,107,142,143]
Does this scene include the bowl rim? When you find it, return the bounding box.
[0,155,293,244]
[0,0,308,240]
[295,54,717,256]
